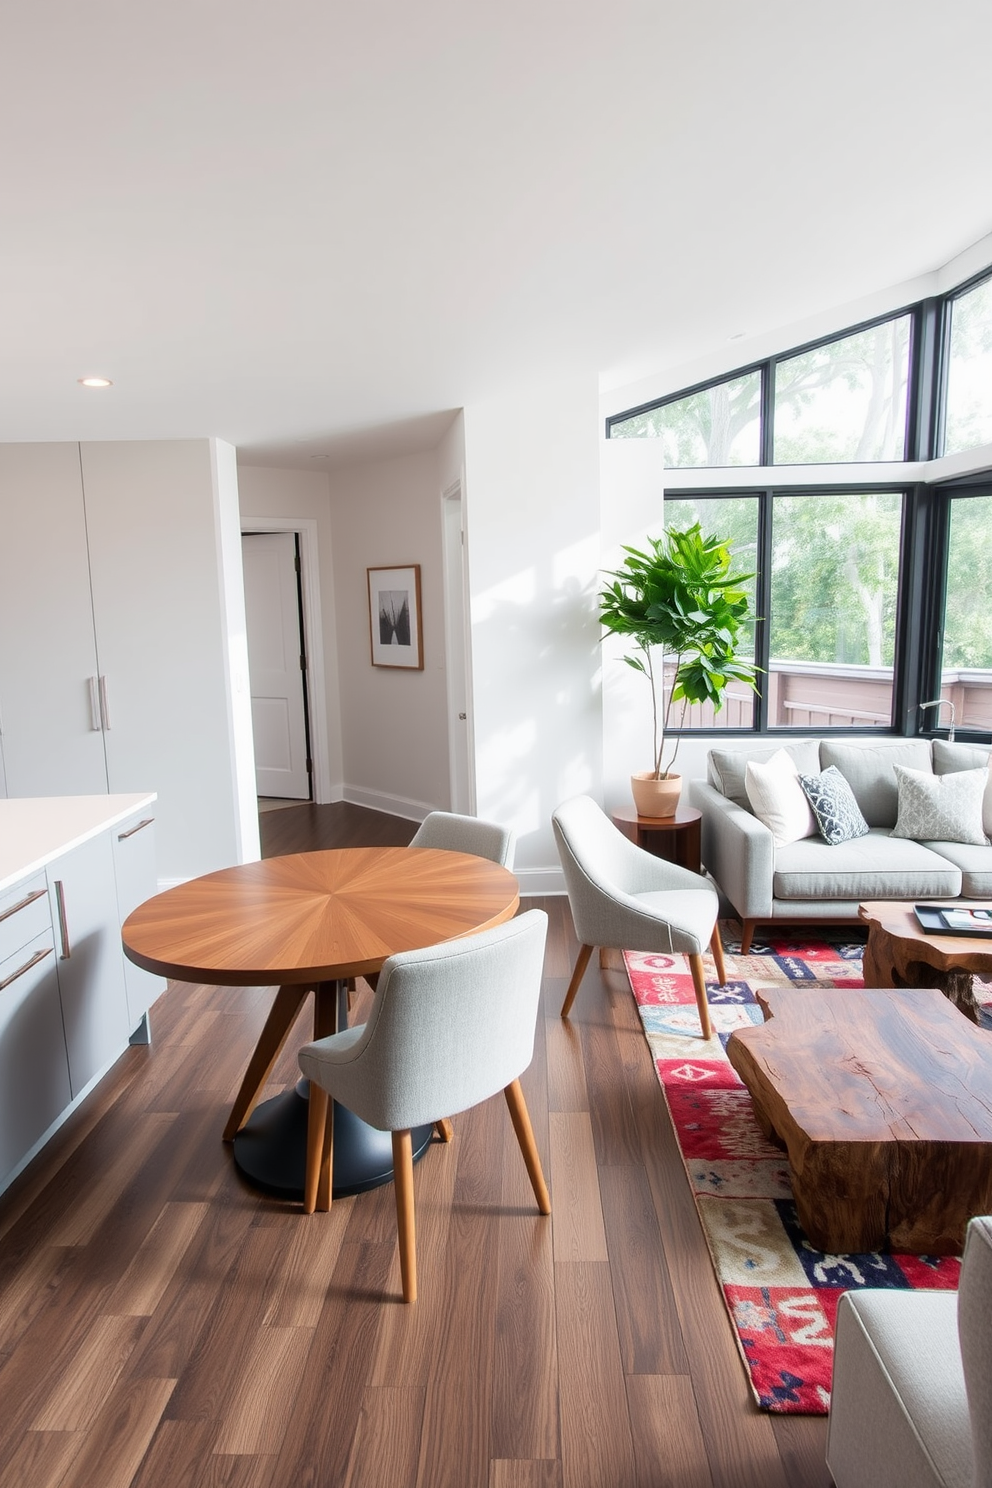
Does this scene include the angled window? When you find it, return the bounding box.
[942,276,992,456]
[609,370,762,467]
[936,492,992,731]
[772,316,912,463]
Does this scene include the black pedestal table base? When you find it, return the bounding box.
[232,1078,434,1201]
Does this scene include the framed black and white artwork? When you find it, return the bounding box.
[367,565,424,669]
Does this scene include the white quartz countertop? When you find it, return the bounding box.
[0,794,157,893]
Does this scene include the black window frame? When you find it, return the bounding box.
[609,263,992,746]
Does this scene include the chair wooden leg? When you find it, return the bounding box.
[688,953,713,1042]
[304,1084,331,1214]
[504,1078,551,1215]
[435,1117,454,1143]
[710,923,727,986]
[741,919,757,955]
[392,1130,417,1303]
[560,943,594,1018]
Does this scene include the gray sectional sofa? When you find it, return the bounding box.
[691,737,992,952]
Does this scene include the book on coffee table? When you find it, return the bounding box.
[915,904,992,938]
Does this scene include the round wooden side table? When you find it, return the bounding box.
[612,804,702,875]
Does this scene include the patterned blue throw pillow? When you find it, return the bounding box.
[798,766,871,845]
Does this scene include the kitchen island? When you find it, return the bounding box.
[0,793,162,1197]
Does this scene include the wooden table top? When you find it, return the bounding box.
[859,900,992,971]
[122,847,520,986]
[728,985,992,1142]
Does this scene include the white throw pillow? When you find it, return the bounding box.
[744,749,817,847]
[890,764,990,846]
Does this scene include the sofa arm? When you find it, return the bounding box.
[691,779,774,919]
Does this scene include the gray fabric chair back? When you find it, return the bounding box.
[410,810,515,868]
[299,909,547,1132]
[959,1214,992,1488]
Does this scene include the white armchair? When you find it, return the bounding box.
[552,795,726,1038]
[826,1214,992,1488]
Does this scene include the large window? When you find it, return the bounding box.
[663,496,759,728]
[772,319,911,463]
[936,492,992,731]
[611,263,992,741]
[768,492,902,727]
[943,276,992,456]
[610,372,761,466]
[663,489,905,732]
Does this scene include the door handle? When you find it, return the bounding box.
[54,880,71,959]
[99,675,111,730]
[0,945,53,992]
[118,817,154,841]
[89,676,102,731]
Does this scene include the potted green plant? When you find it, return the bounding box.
[599,522,758,816]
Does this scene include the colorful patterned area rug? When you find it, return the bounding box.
[625,929,992,1415]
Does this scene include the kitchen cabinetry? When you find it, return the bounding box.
[0,439,258,885]
[48,832,131,1097]
[0,794,163,1196]
[111,811,161,1030]
[0,875,71,1189]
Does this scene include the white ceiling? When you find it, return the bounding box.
[2,1,991,469]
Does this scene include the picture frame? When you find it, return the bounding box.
[367,565,424,669]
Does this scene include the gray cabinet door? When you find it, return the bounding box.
[112,810,164,1030]
[0,444,108,798]
[49,833,130,1097]
[0,923,71,1190]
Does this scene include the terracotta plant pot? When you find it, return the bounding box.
[630,771,682,818]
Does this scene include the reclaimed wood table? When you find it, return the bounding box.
[859,900,992,1024]
[122,847,519,1201]
[726,985,992,1255]
[611,805,702,875]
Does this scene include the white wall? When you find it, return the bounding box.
[462,371,602,891]
[237,464,345,800]
[326,449,450,819]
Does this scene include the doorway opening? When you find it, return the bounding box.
[242,530,313,804]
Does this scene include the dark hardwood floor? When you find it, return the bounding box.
[0,802,831,1488]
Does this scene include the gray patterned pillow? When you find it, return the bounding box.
[890,764,989,846]
[798,766,871,845]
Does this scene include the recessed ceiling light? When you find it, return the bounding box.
[78,376,113,388]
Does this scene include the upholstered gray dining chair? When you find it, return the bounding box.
[299,909,550,1303]
[826,1213,992,1488]
[552,795,726,1039]
[409,810,515,868]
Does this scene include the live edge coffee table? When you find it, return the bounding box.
[859,900,992,1024]
[726,986,992,1255]
[122,847,519,1202]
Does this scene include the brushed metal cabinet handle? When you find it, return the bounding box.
[54,881,71,959]
[99,675,111,730]
[0,887,48,926]
[0,945,53,992]
[118,817,155,841]
[89,676,102,731]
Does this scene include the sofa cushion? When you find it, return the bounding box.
[891,764,989,846]
[819,739,933,828]
[708,740,821,809]
[744,749,817,846]
[772,829,962,902]
[799,765,870,845]
[933,739,992,837]
[920,840,992,898]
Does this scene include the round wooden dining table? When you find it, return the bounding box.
[121,846,520,1200]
